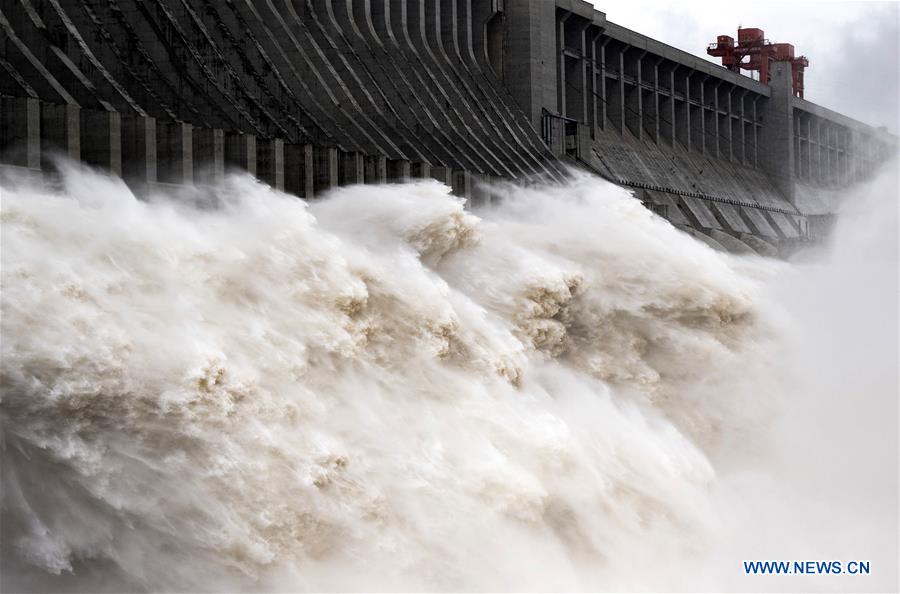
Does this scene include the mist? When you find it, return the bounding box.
[0,162,897,592]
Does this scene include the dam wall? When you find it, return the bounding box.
[501,1,896,246]
[1,0,896,251]
[0,0,566,202]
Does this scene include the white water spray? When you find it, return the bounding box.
[1,165,896,592]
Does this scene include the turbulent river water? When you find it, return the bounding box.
[1,164,897,592]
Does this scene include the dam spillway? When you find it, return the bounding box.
[0,0,896,251]
[2,4,900,591]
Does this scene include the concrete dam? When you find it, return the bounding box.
[1,0,896,252]
[3,4,900,591]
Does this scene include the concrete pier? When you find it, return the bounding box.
[470,174,493,207]
[1,97,41,170]
[258,139,285,190]
[225,133,256,177]
[387,159,411,183]
[193,128,225,185]
[122,114,157,185]
[40,103,80,162]
[430,166,453,186]
[339,152,364,186]
[313,147,338,194]
[81,110,121,176]
[364,155,387,184]
[411,162,431,179]
[452,170,473,200]
[156,122,192,185]
[285,143,314,198]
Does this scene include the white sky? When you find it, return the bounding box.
[590,1,900,133]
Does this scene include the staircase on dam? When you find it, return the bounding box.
[1,0,896,254]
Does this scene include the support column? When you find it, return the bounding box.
[612,48,626,134]
[815,119,823,183]
[339,151,364,185]
[758,62,795,203]
[752,96,761,167]
[193,128,225,185]
[156,121,193,184]
[598,37,610,132]
[387,158,411,182]
[708,79,723,158]
[452,169,472,200]
[659,64,677,147]
[841,131,848,184]
[647,56,662,143]
[313,146,338,194]
[668,66,678,147]
[679,70,692,150]
[41,103,80,162]
[409,161,431,179]
[696,74,710,154]
[122,114,156,185]
[258,138,285,190]
[225,133,256,176]
[430,166,453,185]
[411,161,431,179]
[623,48,644,139]
[364,154,387,184]
[805,116,812,181]
[736,89,747,164]
[470,173,492,207]
[285,143,314,198]
[588,29,602,137]
[725,87,735,162]
[557,12,569,120]
[1,97,41,169]
[81,110,122,176]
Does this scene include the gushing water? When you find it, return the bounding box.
[1,165,896,592]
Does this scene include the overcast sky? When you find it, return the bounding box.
[590,1,900,133]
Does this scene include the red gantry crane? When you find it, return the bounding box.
[707,27,809,98]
